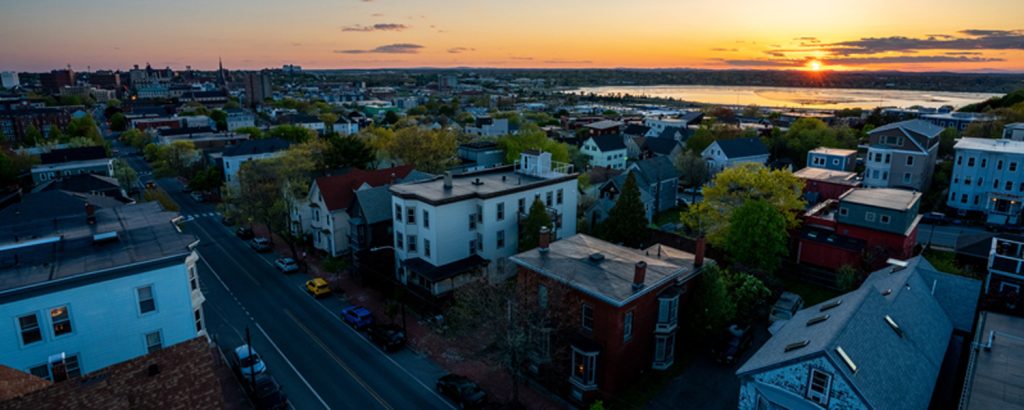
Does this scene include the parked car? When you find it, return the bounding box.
[715,324,754,365]
[367,324,406,352]
[249,237,272,252]
[274,258,299,273]
[245,373,289,410]
[236,227,255,240]
[921,211,949,225]
[232,344,266,377]
[769,292,804,322]
[190,191,205,202]
[340,306,375,330]
[436,374,487,409]
[221,215,234,226]
[306,278,331,298]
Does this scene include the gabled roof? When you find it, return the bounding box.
[679,111,704,124]
[352,185,393,224]
[0,338,229,409]
[589,134,626,152]
[738,257,979,410]
[643,137,682,156]
[584,120,623,130]
[32,173,120,193]
[630,156,678,183]
[315,165,415,211]
[222,137,291,157]
[713,137,768,159]
[869,119,944,139]
[622,124,650,136]
[39,147,106,164]
[586,166,623,185]
[0,366,49,402]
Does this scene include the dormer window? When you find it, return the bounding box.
[806,369,832,406]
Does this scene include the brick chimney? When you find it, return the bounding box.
[694,236,706,267]
[633,261,647,291]
[85,203,96,225]
[443,172,453,190]
[538,226,551,252]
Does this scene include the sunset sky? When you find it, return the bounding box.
[1,0,1023,72]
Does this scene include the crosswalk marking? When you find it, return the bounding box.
[182,212,222,221]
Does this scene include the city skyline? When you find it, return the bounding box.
[2,0,1023,73]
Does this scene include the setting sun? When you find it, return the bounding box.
[808,60,823,71]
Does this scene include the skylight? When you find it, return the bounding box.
[820,300,842,312]
[836,346,857,372]
[785,340,810,352]
[806,314,830,326]
[884,315,903,337]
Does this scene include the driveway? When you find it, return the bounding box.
[647,325,771,410]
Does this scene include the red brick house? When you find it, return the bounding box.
[510,231,705,403]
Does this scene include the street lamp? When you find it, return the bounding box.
[368,246,406,336]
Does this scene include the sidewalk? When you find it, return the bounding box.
[256,226,565,410]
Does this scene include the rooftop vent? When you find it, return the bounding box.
[836,346,858,372]
[881,288,893,296]
[785,340,810,352]
[588,253,605,262]
[92,231,119,244]
[884,315,903,337]
[806,314,830,326]
[887,258,909,272]
[820,300,842,312]
[471,178,483,186]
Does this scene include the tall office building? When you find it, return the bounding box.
[243,70,271,108]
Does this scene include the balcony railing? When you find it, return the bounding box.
[990,238,1024,276]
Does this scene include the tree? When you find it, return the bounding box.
[496,124,570,163]
[268,124,316,143]
[47,125,65,142]
[727,271,772,324]
[65,116,104,146]
[379,127,458,173]
[187,166,223,192]
[112,159,138,191]
[210,110,228,132]
[675,151,710,203]
[22,125,42,146]
[151,141,199,178]
[319,112,338,134]
[234,126,263,139]
[724,199,788,274]
[602,173,648,248]
[325,135,375,170]
[697,163,805,247]
[0,150,35,187]
[683,265,735,343]
[109,112,128,131]
[119,128,149,150]
[519,198,552,251]
[383,110,400,125]
[568,145,590,171]
[836,265,860,292]
[938,128,958,157]
[766,118,857,168]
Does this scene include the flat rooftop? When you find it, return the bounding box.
[954,137,1024,154]
[841,188,921,210]
[31,158,111,172]
[963,312,1024,410]
[809,147,857,156]
[793,167,861,186]
[390,165,576,205]
[0,201,195,294]
[510,234,698,307]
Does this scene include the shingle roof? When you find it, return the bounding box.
[589,134,626,152]
[738,256,979,410]
[222,137,291,157]
[0,366,49,402]
[630,156,678,183]
[584,120,624,130]
[0,338,228,410]
[316,165,415,211]
[642,137,682,156]
[622,124,651,137]
[869,119,944,139]
[714,137,768,158]
[39,147,106,165]
[352,186,393,224]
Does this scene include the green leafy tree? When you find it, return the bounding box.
[675,150,710,203]
[938,128,958,157]
[65,116,104,146]
[210,110,228,132]
[383,110,400,125]
[602,173,648,248]
[325,135,375,170]
[519,198,552,251]
[109,112,128,131]
[22,125,43,146]
[697,163,805,247]
[151,141,199,178]
[683,265,735,343]
[268,124,316,143]
[724,199,788,274]
[47,125,65,142]
[765,118,857,168]
[727,271,772,324]
[187,166,223,192]
[0,150,36,187]
[319,112,338,135]
[234,126,263,139]
[496,124,570,163]
[119,129,149,150]
[836,265,860,292]
[380,127,458,173]
[112,159,138,190]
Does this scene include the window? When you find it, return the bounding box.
[194,308,204,333]
[145,331,162,353]
[396,232,404,250]
[982,158,988,168]
[468,214,476,230]
[50,306,72,337]
[571,348,597,387]
[903,173,911,183]
[1000,282,1021,293]
[997,160,1003,170]
[407,235,417,252]
[884,153,891,164]
[838,207,849,216]
[46,354,81,382]
[422,210,429,228]
[423,239,431,257]
[654,333,675,367]
[968,157,975,167]
[865,212,876,222]
[806,369,833,406]
[189,266,198,291]
[880,215,891,224]
[546,192,553,207]
[1007,181,1014,191]
[538,285,548,310]
[957,155,962,166]
[978,177,984,186]
[518,198,526,214]
[138,286,156,314]
[394,204,402,222]
[497,203,505,221]
[658,296,679,327]
[623,311,634,341]
[18,313,42,345]
[1011,162,1018,172]
[906,156,914,166]
[28,364,49,380]
[406,206,416,224]
[965,177,972,185]
[581,304,594,332]
[557,189,564,205]
[497,230,505,249]
[974,195,980,205]
[469,240,476,255]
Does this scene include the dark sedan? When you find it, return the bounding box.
[436,374,486,409]
[367,324,406,352]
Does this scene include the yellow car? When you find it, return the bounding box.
[305,278,331,298]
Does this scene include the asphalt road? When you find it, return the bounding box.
[917,222,990,250]
[110,139,455,410]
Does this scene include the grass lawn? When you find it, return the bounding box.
[775,275,841,306]
[653,206,686,228]
[923,248,981,279]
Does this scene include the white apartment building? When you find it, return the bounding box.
[1,71,20,89]
[389,151,578,298]
[581,135,627,170]
[0,199,205,381]
[221,138,291,188]
[947,138,1024,225]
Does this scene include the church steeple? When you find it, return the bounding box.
[217,57,227,89]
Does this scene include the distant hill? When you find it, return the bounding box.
[959,88,1024,112]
